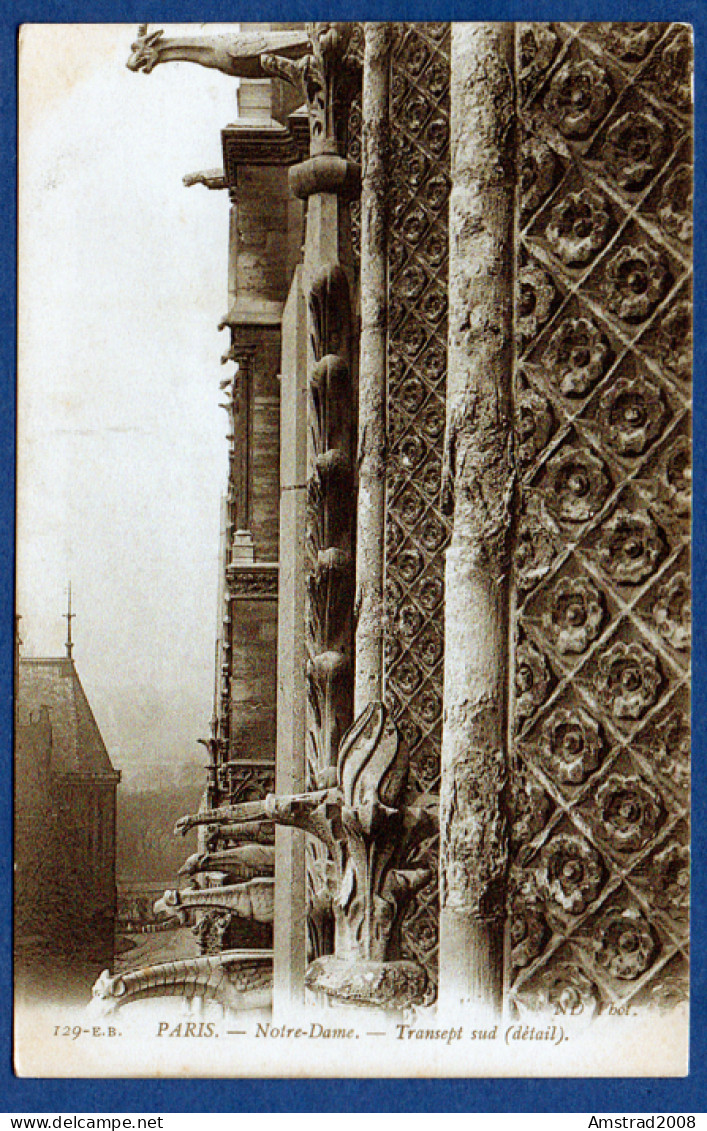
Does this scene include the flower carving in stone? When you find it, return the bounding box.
[541,834,604,914]
[596,508,665,585]
[598,23,662,62]
[643,710,690,794]
[400,203,429,245]
[414,748,439,790]
[604,111,668,192]
[545,189,612,267]
[411,918,438,954]
[664,438,691,513]
[511,772,553,850]
[651,842,690,912]
[657,301,692,384]
[420,287,447,325]
[516,512,557,592]
[594,906,656,980]
[422,172,450,213]
[653,572,690,651]
[517,263,556,345]
[599,376,665,457]
[399,263,428,302]
[545,59,613,139]
[417,625,444,670]
[545,448,610,524]
[511,903,549,968]
[595,641,661,720]
[517,387,554,468]
[515,640,551,722]
[539,708,604,785]
[604,244,669,323]
[655,28,693,113]
[544,575,604,655]
[521,138,559,218]
[544,316,612,397]
[592,773,664,851]
[658,165,693,244]
[425,116,449,158]
[394,657,423,695]
[519,24,559,96]
[416,690,441,726]
[418,575,444,613]
[398,548,423,584]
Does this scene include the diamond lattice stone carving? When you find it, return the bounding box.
[510,22,691,1015]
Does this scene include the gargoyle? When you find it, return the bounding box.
[179,844,275,879]
[126,24,310,79]
[174,702,436,970]
[154,877,275,924]
[89,950,273,1015]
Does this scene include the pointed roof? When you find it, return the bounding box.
[17,657,120,782]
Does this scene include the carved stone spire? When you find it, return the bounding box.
[64,581,75,661]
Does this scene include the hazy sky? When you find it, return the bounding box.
[18,25,245,787]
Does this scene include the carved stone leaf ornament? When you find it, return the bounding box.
[516,387,554,468]
[598,23,662,62]
[648,842,690,911]
[511,902,549,968]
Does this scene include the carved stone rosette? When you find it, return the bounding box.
[510,22,691,1017]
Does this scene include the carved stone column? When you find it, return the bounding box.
[263,24,360,961]
[439,23,516,1013]
[274,263,308,1010]
[355,23,392,712]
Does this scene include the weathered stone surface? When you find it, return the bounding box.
[438,23,515,1013]
[305,956,427,1009]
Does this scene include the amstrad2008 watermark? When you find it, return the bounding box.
[588,1121,696,1128]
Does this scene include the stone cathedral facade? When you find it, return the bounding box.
[96,22,691,1020]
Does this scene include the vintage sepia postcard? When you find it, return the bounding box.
[15,20,692,1078]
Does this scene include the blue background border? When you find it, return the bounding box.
[3,0,704,1112]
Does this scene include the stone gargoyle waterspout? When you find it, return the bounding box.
[89,951,273,1016]
[174,701,437,1010]
[126,24,310,79]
